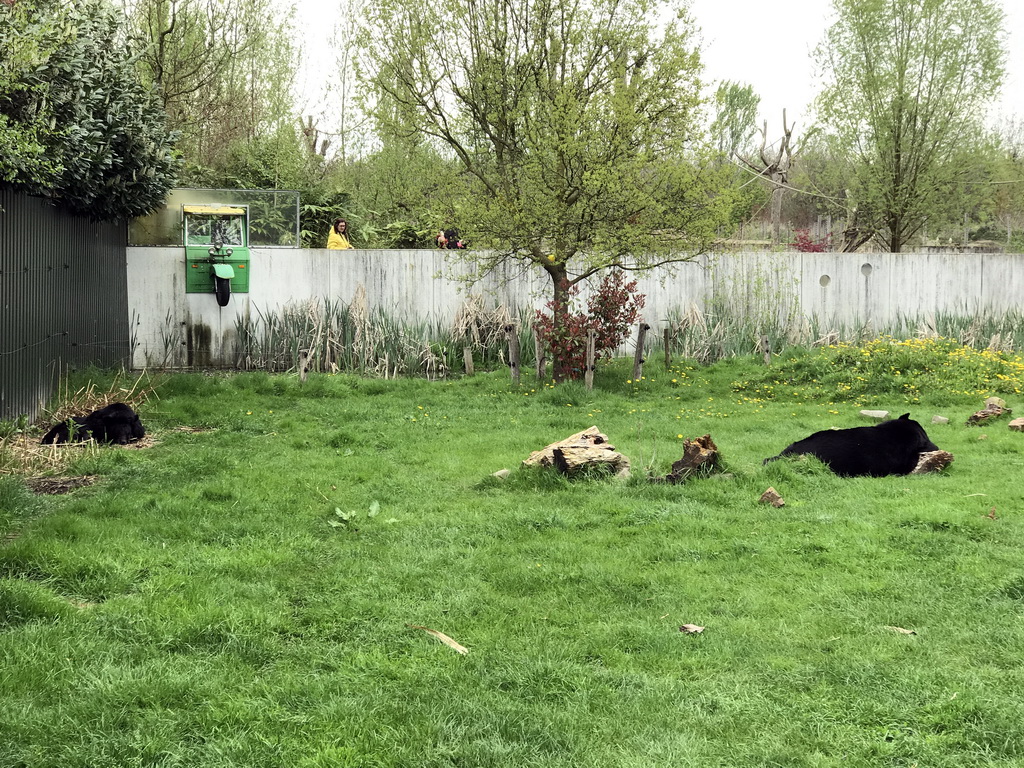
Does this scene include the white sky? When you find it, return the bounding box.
[688,0,1024,132]
[294,0,1024,135]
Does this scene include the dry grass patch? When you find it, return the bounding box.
[0,434,100,477]
[1,370,161,476]
[41,369,160,424]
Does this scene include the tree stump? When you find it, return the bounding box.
[662,434,720,483]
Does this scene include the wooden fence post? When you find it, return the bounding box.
[584,330,596,391]
[298,349,309,384]
[632,323,650,381]
[663,328,671,370]
[760,334,771,366]
[506,325,521,385]
[463,346,474,376]
[533,326,546,380]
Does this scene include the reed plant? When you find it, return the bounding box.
[232,294,536,379]
[662,304,1024,367]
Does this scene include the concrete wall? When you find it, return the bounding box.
[126,247,1022,369]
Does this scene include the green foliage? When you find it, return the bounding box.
[337,139,458,247]
[734,336,1024,406]
[126,0,298,184]
[710,81,760,158]
[814,0,1006,252]
[359,0,731,379]
[0,0,179,220]
[0,3,61,187]
[328,500,397,531]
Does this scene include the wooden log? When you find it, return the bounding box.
[584,330,596,391]
[523,426,630,479]
[632,323,650,381]
[506,325,521,385]
[298,349,309,384]
[760,334,771,366]
[533,327,546,380]
[463,346,474,376]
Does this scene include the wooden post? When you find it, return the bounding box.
[533,326,546,380]
[463,346,474,376]
[632,323,650,381]
[584,330,596,391]
[298,349,309,384]
[760,334,771,366]
[663,328,671,370]
[506,325,521,385]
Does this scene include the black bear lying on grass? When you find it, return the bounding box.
[41,403,145,446]
[763,413,939,477]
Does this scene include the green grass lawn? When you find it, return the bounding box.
[2,351,1024,767]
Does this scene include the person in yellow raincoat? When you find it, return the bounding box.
[327,218,354,250]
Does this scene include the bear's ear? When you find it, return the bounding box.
[899,413,910,420]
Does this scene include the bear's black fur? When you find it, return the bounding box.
[41,403,145,446]
[763,413,939,477]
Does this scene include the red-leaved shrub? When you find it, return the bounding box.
[791,229,832,252]
[534,271,646,379]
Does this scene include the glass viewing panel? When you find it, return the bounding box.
[129,188,299,247]
[183,207,246,247]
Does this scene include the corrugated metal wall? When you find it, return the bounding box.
[1,189,129,421]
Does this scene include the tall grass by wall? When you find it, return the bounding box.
[226,289,1024,380]
[231,293,538,377]
[661,303,1024,366]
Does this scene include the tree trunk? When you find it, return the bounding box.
[549,268,572,383]
[888,216,901,253]
[771,178,784,245]
[533,327,546,380]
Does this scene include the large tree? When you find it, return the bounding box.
[814,0,1006,252]
[0,0,178,220]
[122,0,299,181]
[359,0,730,380]
[710,81,759,159]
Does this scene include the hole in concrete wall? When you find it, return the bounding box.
[861,263,873,276]
[819,275,831,287]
